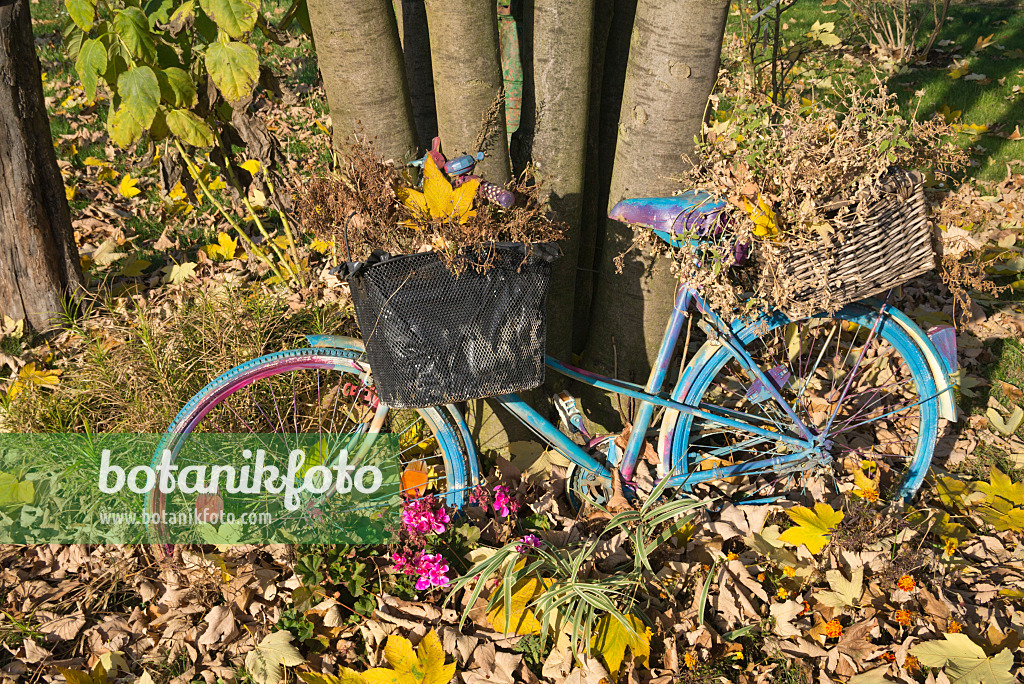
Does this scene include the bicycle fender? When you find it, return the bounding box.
[871,305,958,422]
[305,334,365,352]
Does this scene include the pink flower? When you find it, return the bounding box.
[391,550,451,591]
[401,498,450,536]
[516,534,542,553]
[493,484,519,518]
[413,553,450,590]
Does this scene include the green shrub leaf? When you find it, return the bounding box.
[109,66,160,147]
[75,38,107,101]
[113,8,156,63]
[109,106,145,147]
[157,67,197,108]
[167,0,196,35]
[166,109,215,147]
[205,39,259,107]
[65,0,97,32]
[199,0,259,38]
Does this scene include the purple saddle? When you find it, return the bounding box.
[609,192,727,240]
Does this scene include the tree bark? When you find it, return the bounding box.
[582,0,728,407]
[0,0,83,331]
[396,0,439,151]
[307,0,418,161]
[519,0,595,364]
[573,0,634,354]
[423,0,510,182]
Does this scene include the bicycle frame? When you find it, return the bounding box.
[487,282,823,490]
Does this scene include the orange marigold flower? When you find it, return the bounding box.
[757,573,766,582]
[783,565,796,578]
[727,552,739,561]
[894,609,912,627]
[862,487,879,502]
[949,620,963,633]
[684,652,697,670]
[799,601,811,615]
[776,587,789,600]
[896,575,916,592]
[904,655,921,672]
[880,652,896,663]
[824,619,843,639]
[944,537,959,557]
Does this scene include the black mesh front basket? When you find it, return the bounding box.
[347,244,558,408]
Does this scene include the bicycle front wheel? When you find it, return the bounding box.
[667,302,941,503]
[146,347,472,544]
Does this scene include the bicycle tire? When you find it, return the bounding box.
[146,347,472,544]
[666,302,940,503]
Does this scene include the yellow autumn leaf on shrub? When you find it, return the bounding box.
[778,503,844,554]
[741,195,778,237]
[8,362,62,399]
[203,232,238,261]
[592,613,653,676]
[397,156,478,227]
[118,174,141,198]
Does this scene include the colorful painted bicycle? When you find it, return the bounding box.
[147,191,959,542]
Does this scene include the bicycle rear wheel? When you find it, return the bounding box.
[667,302,940,503]
[146,347,472,544]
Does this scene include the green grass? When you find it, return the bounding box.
[725,0,1024,183]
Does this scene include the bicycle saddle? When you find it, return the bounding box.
[609,191,727,239]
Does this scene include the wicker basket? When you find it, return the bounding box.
[758,168,933,319]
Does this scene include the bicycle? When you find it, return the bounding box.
[146,191,959,543]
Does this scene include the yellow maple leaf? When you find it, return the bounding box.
[65,185,76,201]
[8,362,62,399]
[83,156,110,167]
[168,181,189,202]
[299,670,366,684]
[240,159,262,176]
[118,174,142,198]
[58,664,109,684]
[202,232,238,261]
[116,258,151,278]
[310,238,332,254]
[937,104,962,124]
[741,195,778,237]
[359,629,456,684]
[591,613,653,677]
[778,503,844,554]
[397,157,478,227]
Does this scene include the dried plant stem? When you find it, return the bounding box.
[172,139,287,284]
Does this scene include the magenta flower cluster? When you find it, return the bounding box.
[392,550,450,590]
[516,534,542,553]
[493,484,520,518]
[401,498,450,536]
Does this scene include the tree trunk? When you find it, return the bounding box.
[0,0,83,331]
[396,0,439,151]
[307,0,418,161]
[582,0,728,414]
[573,0,634,355]
[423,0,510,182]
[520,0,594,364]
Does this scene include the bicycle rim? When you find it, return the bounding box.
[146,347,471,544]
[669,302,940,503]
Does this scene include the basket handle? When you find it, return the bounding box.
[341,211,356,262]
